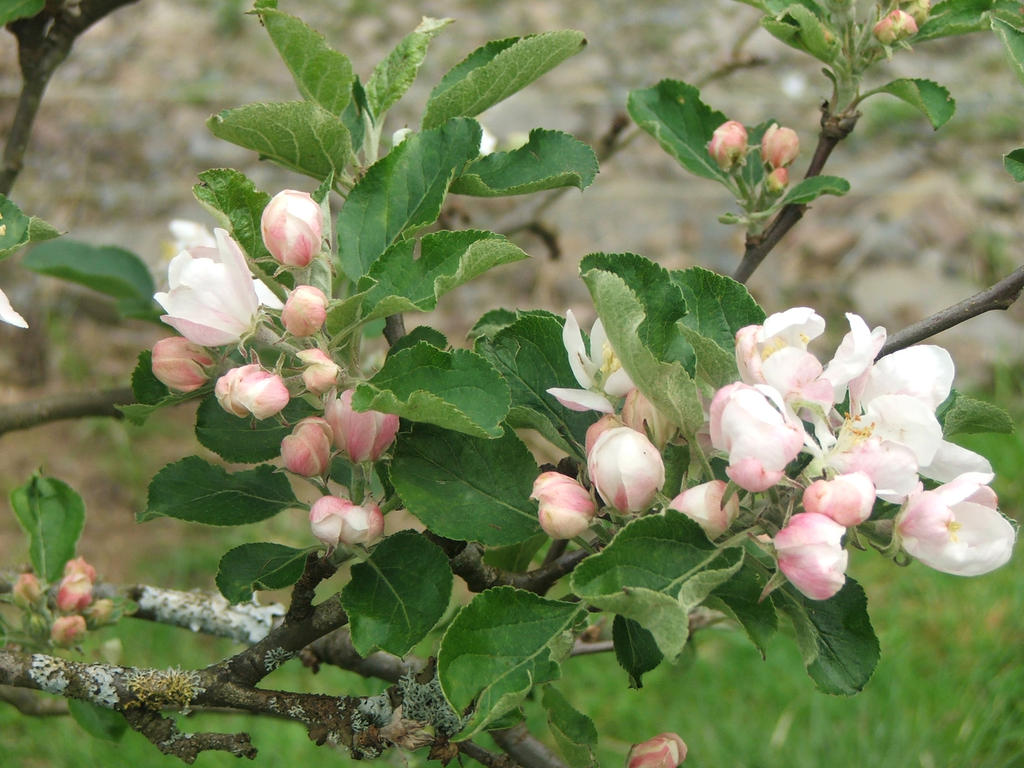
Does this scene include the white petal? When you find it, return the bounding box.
[862,345,954,410]
[546,387,615,414]
[824,313,885,402]
[0,286,28,328]
[919,441,993,484]
[562,310,595,388]
[865,394,943,466]
[761,307,825,349]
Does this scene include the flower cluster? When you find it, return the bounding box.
[150,189,398,550]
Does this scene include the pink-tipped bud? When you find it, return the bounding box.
[297,348,341,394]
[587,426,665,513]
[802,472,875,527]
[63,556,97,582]
[12,573,42,607]
[151,336,214,393]
[215,364,291,420]
[85,598,115,626]
[309,495,384,548]
[325,389,400,463]
[56,570,94,612]
[900,0,930,26]
[281,417,334,476]
[873,9,918,45]
[627,733,688,768]
[531,472,596,539]
[669,480,739,539]
[282,285,328,337]
[773,512,848,600]
[708,120,748,172]
[585,414,621,457]
[621,389,675,448]
[51,615,87,647]
[261,189,322,268]
[765,167,789,195]
[760,124,800,169]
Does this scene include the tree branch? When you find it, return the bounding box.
[879,263,1024,357]
[0,386,134,436]
[491,723,570,768]
[447,540,589,596]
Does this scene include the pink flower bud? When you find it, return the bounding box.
[621,389,675,448]
[215,364,290,420]
[51,614,87,647]
[627,733,688,768]
[56,570,94,612]
[765,167,789,195]
[325,389,400,463]
[297,348,341,394]
[873,9,918,45]
[281,417,334,476]
[585,413,621,457]
[773,512,848,600]
[802,472,875,527]
[669,480,739,539]
[85,598,115,626]
[708,120,748,172]
[531,471,596,539]
[587,426,665,512]
[309,495,384,548]
[261,189,322,268]
[63,556,97,582]
[12,573,42,607]
[282,285,327,337]
[760,124,800,169]
[151,336,214,393]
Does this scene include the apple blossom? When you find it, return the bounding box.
[531,471,596,539]
[51,615,87,647]
[151,336,214,392]
[12,573,42,607]
[802,472,875,527]
[874,9,918,45]
[774,512,848,600]
[547,309,634,413]
[297,348,341,394]
[585,413,620,456]
[282,285,327,337]
[669,480,738,539]
[325,389,400,463]
[0,285,28,328]
[901,0,930,26]
[587,426,665,512]
[621,388,676,448]
[56,570,93,612]
[261,189,322,268]
[215,364,290,420]
[708,120,747,171]
[626,733,688,768]
[309,495,384,548]
[63,556,97,582]
[760,123,799,169]
[281,417,334,477]
[896,473,1015,576]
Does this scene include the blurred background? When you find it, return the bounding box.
[1,1,1022,766]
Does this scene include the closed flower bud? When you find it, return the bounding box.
[281,417,334,476]
[873,9,918,45]
[12,573,42,607]
[669,480,738,539]
[531,471,596,539]
[261,189,322,268]
[85,598,115,626]
[56,570,93,612]
[627,733,688,768]
[215,364,290,420]
[802,472,875,527]
[297,348,341,394]
[588,426,665,512]
[708,120,748,172]
[900,0,930,26]
[51,615,87,647]
[773,512,848,600]
[309,495,384,548]
[765,166,789,195]
[64,556,97,582]
[325,389,400,463]
[151,337,214,392]
[621,389,676,448]
[282,285,327,337]
[585,413,621,457]
[761,124,800,169]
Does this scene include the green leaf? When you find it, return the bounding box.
[626,79,729,181]
[450,129,598,196]
[937,391,1014,436]
[207,101,352,183]
[194,394,316,463]
[1003,147,1024,181]
[140,457,297,525]
[672,266,765,348]
[0,194,60,260]
[771,577,879,695]
[354,342,510,438]
[761,5,840,63]
[542,686,598,768]
[874,79,956,129]
[612,614,663,689]
[916,0,1003,42]
[993,16,1024,84]
[258,7,353,115]
[358,229,528,320]
[423,30,587,129]
[216,543,308,603]
[390,424,541,546]
[193,169,272,263]
[130,350,170,405]
[0,0,44,25]
[705,559,778,658]
[68,699,127,742]
[474,311,594,457]
[21,240,157,319]
[571,511,743,660]
[10,473,86,582]
[341,530,453,656]
[779,174,851,205]
[337,117,481,281]
[438,586,583,737]
[366,16,453,117]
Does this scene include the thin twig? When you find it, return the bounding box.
[0,386,134,436]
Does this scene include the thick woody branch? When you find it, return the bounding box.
[304,627,421,684]
[879,263,1024,357]
[447,541,589,595]
[492,723,570,768]
[0,684,68,715]
[0,387,134,436]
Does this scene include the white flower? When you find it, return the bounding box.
[0,286,28,328]
[547,309,634,413]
